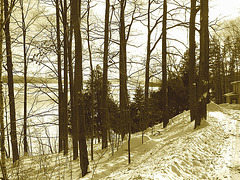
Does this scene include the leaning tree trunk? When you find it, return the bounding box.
[4,0,19,163]
[162,0,169,128]
[189,0,197,122]
[72,0,89,176]
[102,0,110,150]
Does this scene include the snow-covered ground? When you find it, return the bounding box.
[3,102,240,179]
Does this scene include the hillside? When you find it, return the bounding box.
[3,102,240,179]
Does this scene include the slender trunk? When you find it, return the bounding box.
[56,0,63,152]
[144,0,151,131]
[86,0,94,160]
[20,0,28,155]
[72,0,89,176]
[4,0,19,163]
[222,60,226,95]
[189,0,197,122]
[4,85,10,158]
[0,0,7,177]
[102,0,110,149]
[63,0,68,155]
[68,2,77,160]
[162,0,168,128]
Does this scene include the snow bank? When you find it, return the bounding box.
[84,102,228,179]
[121,135,151,151]
[220,103,240,110]
[207,101,223,112]
[6,102,240,180]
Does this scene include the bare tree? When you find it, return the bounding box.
[0,0,7,178]
[189,0,197,122]
[4,0,19,163]
[55,0,64,153]
[102,0,110,150]
[19,0,28,155]
[72,0,89,176]
[62,0,69,155]
[195,0,209,128]
[162,0,168,128]
[68,0,77,160]
[119,0,131,164]
[86,0,94,160]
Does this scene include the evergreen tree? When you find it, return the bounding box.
[209,36,223,104]
[130,85,144,133]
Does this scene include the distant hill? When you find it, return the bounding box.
[2,75,161,87]
[110,78,161,87]
[2,75,58,84]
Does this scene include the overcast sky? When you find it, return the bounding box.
[210,0,240,20]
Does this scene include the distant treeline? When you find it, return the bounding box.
[2,75,58,84]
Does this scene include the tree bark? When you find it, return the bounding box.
[189,0,197,122]
[63,0,68,155]
[102,0,110,149]
[162,0,168,128]
[72,0,89,176]
[196,0,209,128]
[86,0,94,160]
[56,0,64,152]
[4,0,19,163]
[119,0,130,164]
[19,0,28,155]
[144,0,151,131]
[0,0,7,177]
[68,1,78,160]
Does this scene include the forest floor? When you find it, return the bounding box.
[3,102,240,179]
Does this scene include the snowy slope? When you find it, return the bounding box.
[4,102,240,179]
[84,102,227,179]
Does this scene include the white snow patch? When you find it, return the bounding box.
[3,102,240,179]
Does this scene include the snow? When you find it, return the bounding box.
[3,102,240,179]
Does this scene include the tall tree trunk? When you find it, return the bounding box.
[56,0,64,152]
[162,0,168,128]
[102,0,110,149]
[4,0,19,163]
[189,0,197,122]
[86,0,94,160]
[20,0,28,155]
[196,0,209,128]
[217,56,222,104]
[72,0,89,176]
[68,2,77,160]
[63,0,68,155]
[144,0,151,132]
[0,0,7,177]
[119,0,130,164]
